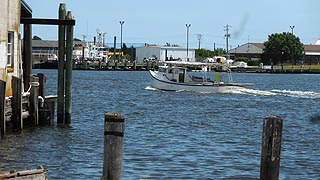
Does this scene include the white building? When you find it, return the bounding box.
[0,0,21,96]
[136,45,195,62]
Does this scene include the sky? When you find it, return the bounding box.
[25,0,320,50]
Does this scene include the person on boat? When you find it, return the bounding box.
[214,72,222,83]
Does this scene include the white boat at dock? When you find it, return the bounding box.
[149,61,253,93]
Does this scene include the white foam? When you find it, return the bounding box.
[271,89,320,98]
[145,86,158,91]
[236,88,278,96]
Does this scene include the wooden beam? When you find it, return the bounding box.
[23,22,32,92]
[21,18,75,26]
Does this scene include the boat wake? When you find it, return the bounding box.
[146,86,320,98]
[234,88,320,99]
[145,86,158,91]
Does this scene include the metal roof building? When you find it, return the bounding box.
[229,42,320,64]
[136,44,196,62]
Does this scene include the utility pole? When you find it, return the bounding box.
[224,24,231,58]
[81,34,87,42]
[197,34,202,50]
[102,32,106,47]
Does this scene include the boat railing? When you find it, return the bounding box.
[227,69,233,83]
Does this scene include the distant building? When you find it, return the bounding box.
[31,40,86,62]
[229,42,320,65]
[229,43,264,61]
[135,44,196,62]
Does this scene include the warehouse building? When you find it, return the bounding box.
[136,44,195,62]
[229,42,320,64]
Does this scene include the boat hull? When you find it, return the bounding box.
[149,70,246,93]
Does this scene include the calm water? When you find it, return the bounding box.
[0,70,320,180]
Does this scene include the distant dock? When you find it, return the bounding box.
[230,67,320,74]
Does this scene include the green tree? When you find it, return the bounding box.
[262,32,304,66]
[195,48,226,59]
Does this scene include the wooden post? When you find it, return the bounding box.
[65,11,74,125]
[29,76,39,126]
[103,112,125,180]
[260,115,283,180]
[23,16,32,92]
[0,80,5,138]
[39,98,55,126]
[37,73,47,125]
[11,76,22,131]
[37,73,46,99]
[57,3,66,124]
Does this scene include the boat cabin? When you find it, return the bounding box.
[158,66,194,83]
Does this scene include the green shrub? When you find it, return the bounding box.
[247,59,260,66]
[235,57,249,62]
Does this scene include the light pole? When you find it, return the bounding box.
[289,25,295,34]
[290,25,295,67]
[119,21,124,59]
[186,24,191,61]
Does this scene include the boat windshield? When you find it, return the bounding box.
[158,67,166,72]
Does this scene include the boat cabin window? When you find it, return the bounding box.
[158,67,166,72]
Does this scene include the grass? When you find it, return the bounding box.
[273,64,320,69]
[246,64,320,69]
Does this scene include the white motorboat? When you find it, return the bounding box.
[149,61,253,93]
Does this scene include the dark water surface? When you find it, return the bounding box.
[1,70,319,180]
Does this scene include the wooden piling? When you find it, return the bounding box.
[260,115,283,180]
[65,11,74,125]
[11,76,22,131]
[39,98,56,126]
[113,36,116,61]
[37,73,46,99]
[29,76,39,126]
[103,112,125,180]
[37,73,50,125]
[23,18,32,92]
[57,3,66,124]
[0,80,5,138]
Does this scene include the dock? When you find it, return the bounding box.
[0,165,47,180]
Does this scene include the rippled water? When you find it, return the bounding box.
[0,70,319,180]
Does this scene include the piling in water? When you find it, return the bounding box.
[65,11,74,125]
[0,80,5,138]
[29,76,39,126]
[260,115,283,180]
[103,112,125,180]
[11,76,22,131]
[57,3,66,124]
[37,73,46,99]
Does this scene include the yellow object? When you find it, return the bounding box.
[7,67,14,73]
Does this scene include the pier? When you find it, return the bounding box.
[0,2,75,138]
